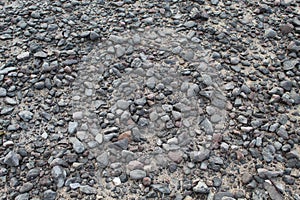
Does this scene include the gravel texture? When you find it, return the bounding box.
[0,0,299,200]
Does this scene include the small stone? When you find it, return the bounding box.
[90,31,100,40]
[115,45,126,58]
[80,185,97,194]
[18,111,33,122]
[151,184,171,194]
[17,52,30,60]
[116,99,130,110]
[69,137,85,153]
[113,177,121,186]
[19,182,33,193]
[190,149,210,162]
[168,151,183,164]
[26,168,40,180]
[283,60,298,71]
[34,51,47,58]
[130,169,146,180]
[4,151,20,167]
[43,189,57,200]
[280,23,294,34]
[15,193,29,200]
[265,29,277,38]
[5,97,17,105]
[277,125,288,139]
[263,181,284,200]
[193,181,209,193]
[96,152,109,168]
[0,87,7,97]
[95,133,103,144]
[51,166,66,188]
[211,0,219,5]
[142,177,151,186]
[200,118,214,134]
[68,122,78,134]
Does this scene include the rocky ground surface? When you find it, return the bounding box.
[0,0,299,200]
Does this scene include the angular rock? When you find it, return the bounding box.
[4,151,20,167]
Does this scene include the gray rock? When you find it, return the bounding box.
[26,168,40,180]
[115,45,125,58]
[146,77,157,89]
[262,145,275,162]
[265,29,277,38]
[34,51,47,58]
[51,166,66,188]
[43,189,57,200]
[151,184,171,194]
[90,31,100,41]
[68,122,78,134]
[4,151,20,167]
[283,60,298,71]
[190,149,210,162]
[15,193,29,200]
[96,152,109,168]
[130,169,146,180]
[257,168,283,179]
[69,137,85,153]
[80,185,97,194]
[17,52,30,60]
[0,87,7,97]
[211,0,219,5]
[193,181,209,193]
[277,125,289,139]
[19,182,33,193]
[200,118,214,134]
[0,67,17,75]
[4,97,17,105]
[18,111,33,122]
[116,99,130,110]
[263,181,284,200]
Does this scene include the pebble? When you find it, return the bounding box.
[51,166,66,188]
[4,151,20,167]
[193,181,209,194]
[190,149,210,162]
[80,185,97,194]
[18,111,33,122]
[130,169,146,180]
[43,190,57,200]
[69,137,85,153]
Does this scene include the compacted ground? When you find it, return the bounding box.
[0,0,299,200]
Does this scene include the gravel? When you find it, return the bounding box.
[0,0,299,199]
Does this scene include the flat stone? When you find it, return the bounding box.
[130,169,146,180]
[151,184,171,194]
[34,51,47,58]
[17,52,30,60]
[80,185,97,194]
